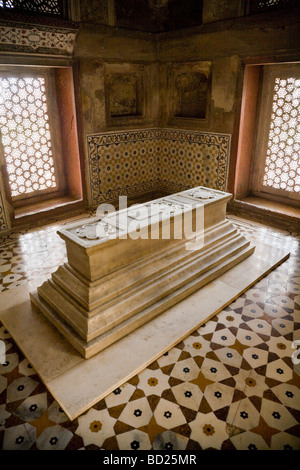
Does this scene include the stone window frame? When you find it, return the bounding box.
[0,65,66,207]
[0,59,83,223]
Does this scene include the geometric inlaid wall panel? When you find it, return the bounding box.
[159,129,230,195]
[87,128,231,207]
[87,129,161,206]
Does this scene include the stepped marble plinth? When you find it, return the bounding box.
[30,187,255,359]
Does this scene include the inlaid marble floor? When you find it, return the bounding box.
[0,212,299,450]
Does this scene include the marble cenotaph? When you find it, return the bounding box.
[30,187,255,359]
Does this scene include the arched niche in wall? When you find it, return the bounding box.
[104,63,155,129]
[167,62,212,128]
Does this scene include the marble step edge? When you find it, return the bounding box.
[50,223,243,312]
[69,233,251,318]
[35,229,251,328]
[30,243,254,359]
[55,218,237,300]
[39,226,245,321]
[32,238,254,344]
[34,235,252,342]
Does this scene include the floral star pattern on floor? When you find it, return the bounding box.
[0,213,299,450]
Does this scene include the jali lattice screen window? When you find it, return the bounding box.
[0,71,59,200]
[263,77,300,193]
[248,0,298,14]
[0,0,65,17]
[251,64,300,203]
